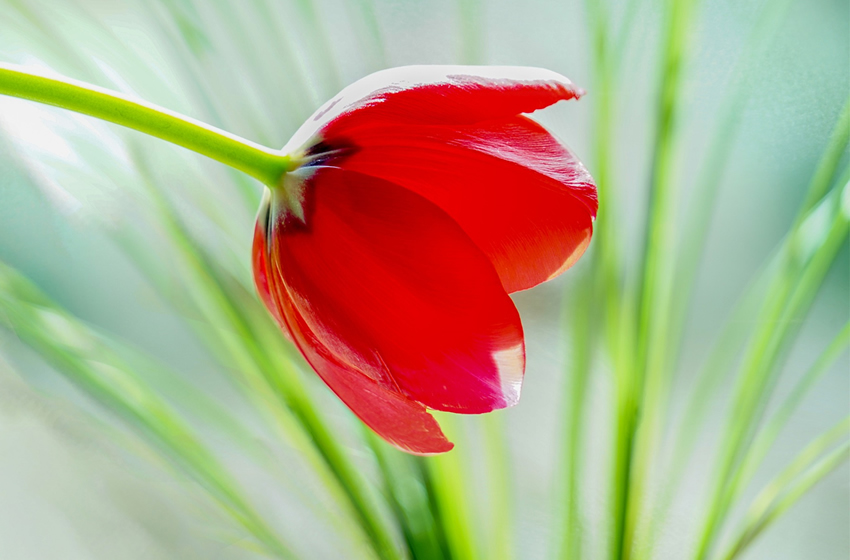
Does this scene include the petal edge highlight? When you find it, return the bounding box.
[284,65,585,156]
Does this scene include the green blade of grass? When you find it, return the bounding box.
[725,185,849,490]
[366,431,449,560]
[615,0,700,556]
[579,4,635,558]
[123,149,404,560]
[662,164,850,493]
[671,0,797,323]
[457,0,483,64]
[348,0,388,68]
[631,2,801,551]
[556,267,596,560]
[644,170,849,560]
[482,412,513,560]
[693,177,850,560]
[0,262,296,559]
[287,0,343,96]
[422,417,478,560]
[733,322,850,497]
[654,98,850,560]
[718,419,850,560]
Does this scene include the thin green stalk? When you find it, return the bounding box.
[796,101,850,221]
[615,0,699,556]
[423,417,478,560]
[647,171,848,560]
[482,412,512,560]
[290,0,343,96]
[578,3,631,557]
[557,268,595,560]
[457,0,483,64]
[665,164,850,496]
[414,457,456,560]
[350,0,388,68]
[0,264,295,559]
[727,191,848,483]
[126,151,402,560]
[365,431,447,560]
[693,186,849,560]
[0,62,293,187]
[692,102,850,558]
[633,1,801,553]
[734,322,850,496]
[718,419,850,560]
[668,0,797,382]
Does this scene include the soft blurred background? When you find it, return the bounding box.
[0,0,847,559]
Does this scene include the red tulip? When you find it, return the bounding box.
[252,66,597,454]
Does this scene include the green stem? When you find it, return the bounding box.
[425,418,478,560]
[720,426,850,560]
[483,413,512,560]
[692,112,850,560]
[734,322,850,496]
[695,251,843,558]
[615,0,698,556]
[0,62,293,187]
[557,267,595,560]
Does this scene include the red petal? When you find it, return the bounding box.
[325,116,597,293]
[283,66,584,155]
[255,197,451,454]
[272,275,454,455]
[269,168,525,417]
[252,198,278,321]
[253,199,293,340]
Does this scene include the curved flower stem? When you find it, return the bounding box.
[0,62,294,187]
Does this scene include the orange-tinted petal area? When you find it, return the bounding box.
[319,116,597,293]
[269,168,524,417]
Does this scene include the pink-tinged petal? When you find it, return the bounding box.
[283,66,584,155]
[269,167,525,415]
[322,116,597,293]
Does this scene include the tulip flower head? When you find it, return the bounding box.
[252,66,598,454]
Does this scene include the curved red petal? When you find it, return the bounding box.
[326,116,597,293]
[270,272,453,455]
[255,194,451,454]
[270,167,525,416]
[283,66,583,155]
[252,198,278,321]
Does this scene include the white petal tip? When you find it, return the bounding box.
[493,342,525,407]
